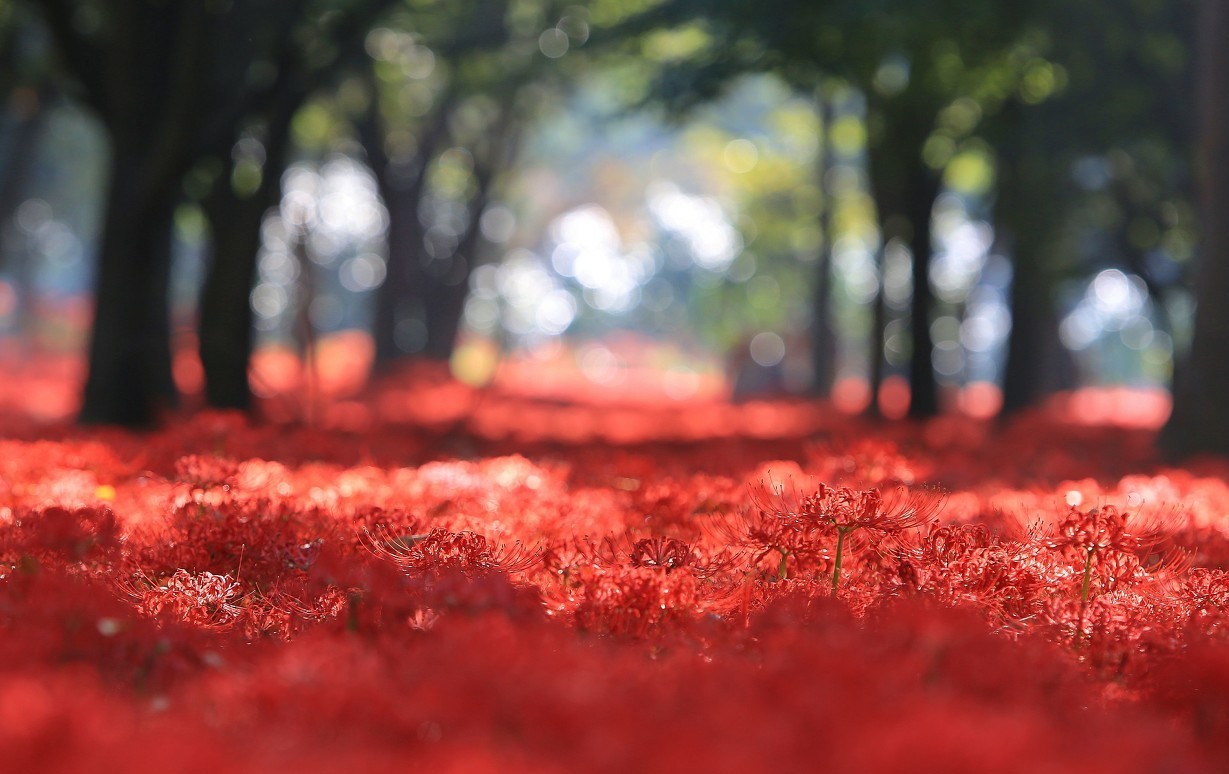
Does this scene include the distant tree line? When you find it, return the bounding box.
[5,0,1229,459]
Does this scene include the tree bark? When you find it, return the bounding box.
[1001,246,1073,414]
[1161,0,1229,458]
[993,95,1078,416]
[46,0,214,425]
[197,99,298,410]
[365,89,456,368]
[905,170,942,418]
[810,95,838,397]
[79,145,179,425]
[863,101,940,419]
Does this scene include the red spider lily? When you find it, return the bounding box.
[628,535,695,572]
[362,526,540,575]
[1046,504,1177,556]
[1043,505,1183,642]
[741,480,940,589]
[3,378,1229,770]
[126,569,244,630]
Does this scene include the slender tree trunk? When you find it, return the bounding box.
[418,113,515,363]
[994,99,1078,417]
[198,115,295,409]
[1161,0,1229,458]
[1001,248,1072,413]
[365,87,456,369]
[866,262,888,417]
[862,94,939,419]
[906,171,942,418]
[810,95,838,397]
[422,198,486,362]
[372,173,429,364]
[198,185,266,410]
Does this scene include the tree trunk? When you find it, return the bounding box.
[810,96,838,397]
[198,114,295,410]
[0,86,49,342]
[365,87,456,369]
[79,146,178,425]
[1001,249,1072,413]
[906,171,942,419]
[198,189,265,410]
[421,199,485,362]
[865,264,888,418]
[1161,0,1229,458]
[993,96,1079,417]
[372,172,429,364]
[864,112,939,419]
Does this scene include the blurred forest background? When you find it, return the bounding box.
[1,0,1226,455]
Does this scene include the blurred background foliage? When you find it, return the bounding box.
[0,0,1214,442]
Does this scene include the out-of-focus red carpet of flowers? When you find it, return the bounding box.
[1,354,1227,772]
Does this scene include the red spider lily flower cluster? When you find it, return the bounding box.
[3,393,1229,770]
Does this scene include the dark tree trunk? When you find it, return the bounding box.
[365,87,456,369]
[905,171,942,419]
[1161,0,1229,458]
[810,96,838,398]
[198,113,295,410]
[1001,251,1073,413]
[198,186,266,410]
[367,84,513,369]
[864,102,940,419]
[421,193,489,362]
[418,114,512,363]
[372,172,429,364]
[994,99,1077,417]
[420,248,475,362]
[866,266,888,417]
[810,232,838,398]
[51,1,214,425]
[79,146,179,425]
[37,0,395,425]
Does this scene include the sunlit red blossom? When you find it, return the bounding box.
[1165,568,1229,638]
[567,565,703,637]
[888,523,1052,629]
[1046,504,1177,557]
[706,504,823,579]
[806,438,925,486]
[363,525,539,575]
[130,569,244,630]
[628,535,695,572]
[795,484,940,536]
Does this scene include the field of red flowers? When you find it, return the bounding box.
[3,374,1229,772]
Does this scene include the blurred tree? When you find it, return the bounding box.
[1162,0,1229,458]
[32,0,395,425]
[0,4,55,340]
[609,0,1029,417]
[359,1,533,369]
[196,0,516,408]
[987,2,1194,415]
[192,4,399,411]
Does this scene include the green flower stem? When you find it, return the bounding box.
[832,527,850,593]
[1077,546,1096,640]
